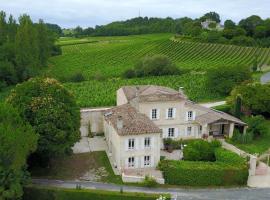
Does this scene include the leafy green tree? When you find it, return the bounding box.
[239,15,263,36]
[0,102,37,199]
[207,65,251,95]
[254,25,267,38]
[6,78,80,163]
[227,83,270,115]
[201,12,221,23]
[234,95,242,118]
[224,20,236,29]
[244,115,268,138]
[124,55,180,78]
[36,19,54,66]
[230,36,256,47]
[15,14,39,81]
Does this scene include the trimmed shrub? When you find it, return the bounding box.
[23,186,163,200]
[183,140,221,161]
[159,148,248,186]
[141,176,158,188]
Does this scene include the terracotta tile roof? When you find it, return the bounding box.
[120,85,187,103]
[104,104,162,136]
[185,101,246,125]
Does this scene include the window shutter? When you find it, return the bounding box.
[135,138,139,150]
[150,137,154,148]
[185,111,188,121]
[141,156,144,168]
[150,156,154,167]
[141,138,144,149]
[165,109,168,119]
[175,128,179,138]
[162,128,166,138]
[135,157,139,168]
[125,139,128,151]
[157,109,160,120]
[150,110,153,120]
[193,111,196,120]
[173,108,176,118]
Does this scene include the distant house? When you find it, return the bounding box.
[201,19,224,31]
[103,85,246,175]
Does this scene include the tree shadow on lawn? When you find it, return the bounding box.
[29,151,122,184]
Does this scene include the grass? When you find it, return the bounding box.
[23,185,168,200]
[228,121,270,155]
[30,151,122,184]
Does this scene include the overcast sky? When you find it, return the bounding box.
[1,0,269,28]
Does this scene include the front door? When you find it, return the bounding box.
[220,124,225,135]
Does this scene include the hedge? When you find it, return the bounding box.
[159,148,248,186]
[23,186,166,200]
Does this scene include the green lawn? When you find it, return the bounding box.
[228,121,270,155]
[30,151,122,184]
[23,186,168,200]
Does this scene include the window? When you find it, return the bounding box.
[151,109,157,120]
[128,157,135,168]
[187,127,192,135]
[128,139,135,150]
[187,111,193,121]
[144,137,151,148]
[168,108,173,119]
[144,156,151,167]
[168,128,175,138]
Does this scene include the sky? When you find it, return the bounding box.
[1,0,270,28]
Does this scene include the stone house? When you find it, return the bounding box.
[102,85,246,175]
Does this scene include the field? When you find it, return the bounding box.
[2,34,268,107]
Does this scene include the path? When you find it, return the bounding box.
[32,179,270,200]
[261,71,270,84]
[199,101,226,108]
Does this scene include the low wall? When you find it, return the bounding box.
[122,173,165,184]
[80,107,111,136]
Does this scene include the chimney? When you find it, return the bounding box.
[117,116,123,129]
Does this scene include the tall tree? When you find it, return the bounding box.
[15,14,39,81]
[0,103,37,199]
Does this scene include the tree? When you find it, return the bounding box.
[234,95,242,118]
[36,19,54,66]
[0,103,37,199]
[206,65,251,95]
[6,78,81,163]
[15,14,39,81]
[227,83,270,115]
[124,55,180,78]
[239,15,263,36]
[201,12,221,23]
[224,20,236,29]
[230,36,256,47]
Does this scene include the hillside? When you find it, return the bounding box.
[45,34,270,107]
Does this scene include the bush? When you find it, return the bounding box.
[232,130,253,144]
[245,115,268,138]
[206,65,251,95]
[69,73,85,82]
[213,104,231,114]
[159,148,248,186]
[183,140,221,161]
[141,176,158,188]
[123,55,180,78]
[23,186,162,200]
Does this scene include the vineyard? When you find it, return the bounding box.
[35,34,270,107]
[48,34,270,81]
[64,73,224,108]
